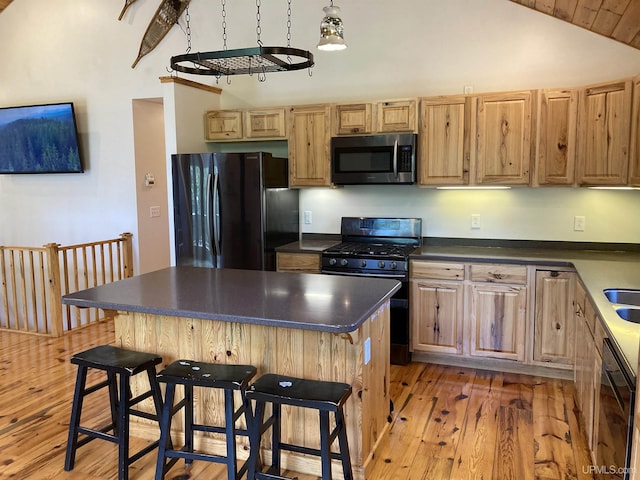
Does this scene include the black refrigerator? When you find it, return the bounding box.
[172,152,299,271]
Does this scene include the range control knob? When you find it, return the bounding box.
[360,260,367,268]
[340,259,349,266]
[390,261,397,270]
[329,258,337,266]
[378,261,385,269]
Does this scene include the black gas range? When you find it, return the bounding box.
[321,217,422,365]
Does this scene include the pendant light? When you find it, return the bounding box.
[317,1,347,51]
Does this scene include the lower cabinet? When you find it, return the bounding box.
[469,282,527,361]
[411,279,464,355]
[411,260,528,362]
[573,283,604,461]
[276,252,321,273]
[411,260,578,371]
[533,270,576,367]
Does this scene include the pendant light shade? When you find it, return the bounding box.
[317,4,347,51]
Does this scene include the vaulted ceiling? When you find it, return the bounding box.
[0,1,639,51]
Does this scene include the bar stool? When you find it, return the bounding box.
[64,344,164,480]
[154,360,257,480]
[246,374,353,480]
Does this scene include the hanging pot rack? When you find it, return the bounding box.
[170,46,314,76]
[170,0,314,79]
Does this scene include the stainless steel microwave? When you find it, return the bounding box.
[331,133,417,185]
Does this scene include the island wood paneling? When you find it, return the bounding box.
[114,304,391,480]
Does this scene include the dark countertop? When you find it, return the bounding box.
[62,266,401,334]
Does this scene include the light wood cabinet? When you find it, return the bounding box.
[287,105,331,187]
[276,252,321,274]
[535,89,578,186]
[576,79,632,185]
[205,108,286,141]
[418,96,470,185]
[574,295,603,461]
[244,108,286,138]
[377,100,417,133]
[469,282,527,361]
[630,75,640,186]
[333,103,373,135]
[205,110,243,140]
[410,261,464,355]
[475,91,534,185]
[533,270,576,367]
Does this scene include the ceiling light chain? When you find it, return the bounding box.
[286,0,292,48]
[184,5,192,54]
[256,0,262,46]
[221,0,228,51]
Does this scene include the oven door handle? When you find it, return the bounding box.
[321,269,407,280]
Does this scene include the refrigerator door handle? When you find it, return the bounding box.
[204,172,214,256]
[212,171,221,261]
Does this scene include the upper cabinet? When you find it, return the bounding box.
[576,80,632,186]
[474,91,534,185]
[333,99,417,135]
[535,89,578,186]
[418,96,470,186]
[244,108,286,138]
[287,105,332,187]
[377,100,417,133]
[333,103,373,135]
[205,110,243,141]
[630,76,640,186]
[203,73,640,188]
[205,108,287,141]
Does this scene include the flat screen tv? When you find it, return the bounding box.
[0,102,84,174]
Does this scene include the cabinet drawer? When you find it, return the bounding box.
[276,252,321,273]
[470,264,527,284]
[411,261,464,281]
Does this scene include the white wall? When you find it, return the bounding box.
[299,187,640,243]
[1,0,640,261]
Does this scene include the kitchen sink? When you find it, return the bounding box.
[615,308,640,324]
[603,289,640,307]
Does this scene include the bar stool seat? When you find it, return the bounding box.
[64,344,164,480]
[246,374,353,480]
[155,360,257,480]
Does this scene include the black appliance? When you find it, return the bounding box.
[597,337,635,479]
[331,133,417,185]
[321,217,422,365]
[172,152,299,271]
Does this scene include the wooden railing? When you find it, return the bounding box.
[0,233,133,336]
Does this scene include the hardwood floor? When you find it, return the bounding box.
[0,320,597,479]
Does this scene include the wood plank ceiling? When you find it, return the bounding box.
[509,0,640,49]
[0,1,638,52]
[0,0,12,14]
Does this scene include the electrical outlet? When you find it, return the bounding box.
[573,215,586,232]
[471,214,481,229]
[303,211,312,224]
[464,85,474,94]
[150,206,161,218]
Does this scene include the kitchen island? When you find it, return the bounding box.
[62,266,401,480]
